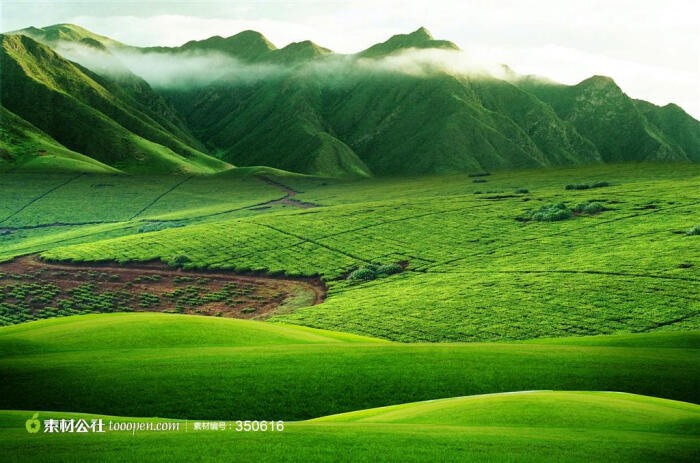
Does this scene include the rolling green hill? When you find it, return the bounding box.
[4,24,697,177]
[0,34,231,174]
[2,392,698,462]
[0,314,697,420]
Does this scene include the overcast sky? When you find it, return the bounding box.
[3,0,699,118]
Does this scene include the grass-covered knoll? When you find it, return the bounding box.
[529,330,700,348]
[0,314,697,420]
[1,392,698,462]
[312,391,699,434]
[0,313,379,355]
[27,163,698,342]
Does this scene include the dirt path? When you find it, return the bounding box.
[258,177,321,209]
[0,256,326,321]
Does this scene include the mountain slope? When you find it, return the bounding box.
[517,75,699,162]
[3,25,699,176]
[170,56,601,176]
[0,106,119,173]
[0,34,231,173]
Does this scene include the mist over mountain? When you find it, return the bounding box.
[1,24,697,176]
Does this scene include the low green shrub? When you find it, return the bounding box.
[348,267,377,281]
[171,255,191,266]
[515,189,529,194]
[565,184,590,191]
[685,225,700,236]
[376,263,403,276]
[566,181,610,190]
[348,262,404,282]
[527,203,572,222]
[572,201,605,214]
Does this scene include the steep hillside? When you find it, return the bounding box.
[3,24,699,176]
[517,75,699,162]
[0,106,119,172]
[0,34,231,173]
[162,28,604,176]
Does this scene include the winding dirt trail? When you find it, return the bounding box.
[257,176,321,209]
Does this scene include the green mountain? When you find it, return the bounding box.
[0,106,119,173]
[9,23,125,50]
[2,24,698,176]
[0,34,231,173]
[517,75,699,162]
[163,29,602,176]
[358,27,458,58]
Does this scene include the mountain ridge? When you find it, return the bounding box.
[1,24,697,176]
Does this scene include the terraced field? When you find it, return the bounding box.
[1,163,697,341]
[1,163,698,461]
[0,256,323,325]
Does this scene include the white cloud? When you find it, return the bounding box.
[3,0,699,117]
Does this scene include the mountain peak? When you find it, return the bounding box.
[271,40,331,63]
[408,27,433,40]
[179,30,276,61]
[359,27,458,58]
[10,23,123,49]
[581,75,617,86]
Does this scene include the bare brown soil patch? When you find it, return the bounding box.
[0,256,325,321]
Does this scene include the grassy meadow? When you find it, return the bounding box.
[2,391,699,462]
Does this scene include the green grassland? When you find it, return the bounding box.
[1,314,698,420]
[0,162,692,341]
[1,391,698,462]
[0,162,698,461]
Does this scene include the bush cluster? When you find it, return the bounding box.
[527,203,572,222]
[685,225,700,236]
[565,181,610,190]
[523,200,608,222]
[347,262,403,282]
[572,201,605,214]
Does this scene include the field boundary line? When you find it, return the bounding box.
[426,269,700,283]
[253,222,372,263]
[430,200,700,269]
[0,174,84,224]
[129,176,193,220]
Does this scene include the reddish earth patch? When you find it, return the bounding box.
[0,256,325,320]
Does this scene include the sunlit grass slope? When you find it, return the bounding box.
[26,163,698,342]
[0,314,697,420]
[1,392,698,462]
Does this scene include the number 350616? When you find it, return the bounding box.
[235,420,284,432]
